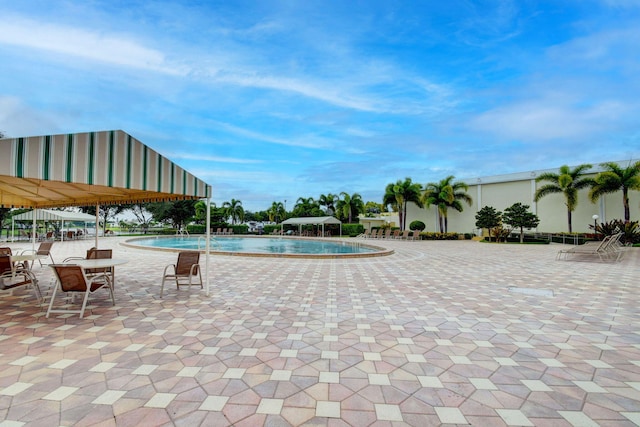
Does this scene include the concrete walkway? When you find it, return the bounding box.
[1,237,639,426]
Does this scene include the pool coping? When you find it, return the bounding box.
[121,235,394,258]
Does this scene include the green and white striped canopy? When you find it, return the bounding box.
[0,130,210,208]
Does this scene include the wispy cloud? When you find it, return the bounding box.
[0,16,184,75]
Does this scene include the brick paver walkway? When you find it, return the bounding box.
[1,237,639,426]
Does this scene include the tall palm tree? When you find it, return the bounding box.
[267,201,285,223]
[222,199,244,225]
[383,178,423,230]
[318,193,338,215]
[534,164,595,233]
[337,192,364,223]
[422,176,472,233]
[589,160,640,222]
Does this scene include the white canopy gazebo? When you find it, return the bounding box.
[281,216,342,237]
[10,209,97,241]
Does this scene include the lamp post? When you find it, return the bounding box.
[592,214,599,232]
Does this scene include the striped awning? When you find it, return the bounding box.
[0,130,210,208]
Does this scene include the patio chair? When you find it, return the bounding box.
[392,230,400,239]
[160,251,202,298]
[400,230,410,240]
[85,248,114,279]
[0,255,42,301]
[410,230,420,241]
[46,264,114,318]
[20,241,55,267]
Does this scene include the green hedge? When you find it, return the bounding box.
[419,232,459,240]
[342,224,364,237]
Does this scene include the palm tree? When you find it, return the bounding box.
[222,199,244,225]
[336,192,364,223]
[293,197,320,217]
[383,178,423,230]
[589,161,640,222]
[267,201,285,223]
[318,193,338,215]
[534,164,595,233]
[422,176,472,233]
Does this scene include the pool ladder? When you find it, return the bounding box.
[197,236,220,251]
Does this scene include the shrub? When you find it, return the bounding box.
[342,224,364,237]
[591,219,640,244]
[186,224,205,234]
[409,220,426,231]
[420,232,459,240]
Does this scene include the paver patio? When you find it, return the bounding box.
[1,237,639,426]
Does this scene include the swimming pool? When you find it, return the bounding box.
[124,236,392,258]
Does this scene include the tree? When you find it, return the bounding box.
[534,164,595,233]
[222,199,244,224]
[383,178,423,230]
[292,197,321,217]
[0,208,11,239]
[475,206,502,242]
[80,204,126,234]
[336,192,364,223]
[267,201,286,223]
[364,201,384,215]
[503,203,540,243]
[422,176,472,233]
[589,161,640,222]
[128,203,154,233]
[146,200,197,229]
[318,193,338,215]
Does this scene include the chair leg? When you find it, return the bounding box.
[46,283,60,318]
[79,290,91,319]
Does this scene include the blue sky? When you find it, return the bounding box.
[1,0,639,212]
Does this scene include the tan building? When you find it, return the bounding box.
[405,160,640,234]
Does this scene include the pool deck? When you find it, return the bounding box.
[1,237,639,426]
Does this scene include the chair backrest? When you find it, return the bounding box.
[0,255,12,275]
[176,251,200,275]
[595,234,613,251]
[0,247,12,256]
[51,265,88,292]
[87,248,113,259]
[38,241,53,254]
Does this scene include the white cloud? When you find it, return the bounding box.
[0,16,184,75]
[470,99,625,141]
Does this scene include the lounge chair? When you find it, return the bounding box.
[556,234,620,262]
[46,264,114,318]
[410,230,420,241]
[381,229,392,239]
[400,230,410,240]
[357,230,371,239]
[0,255,42,302]
[370,229,378,239]
[160,251,203,298]
[392,230,400,239]
[20,241,55,267]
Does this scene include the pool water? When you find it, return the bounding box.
[128,236,383,257]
